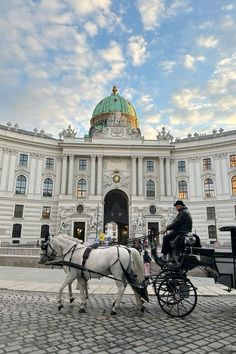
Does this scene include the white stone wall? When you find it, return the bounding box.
[0,126,235,246]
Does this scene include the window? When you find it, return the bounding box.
[208,225,217,239]
[15,175,27,195]
[178,180,188,199]
[77,205,84,214]
[77,179,87,198]
[206,207,215,220]
[42,206,51,219]
[46,158,54,170]
[43,178,53,197]
[147,160,154,172]
[203,158,212,171]
[146,180,155,198]
[204,178,214,197]
[79,159,87,171]
[230,154,236,167]
[178,161,186,173]
[14,205,24,218]
[12,224,22,238]
[232,176,236,196]
[41,224,49,239]
[19,154,28,167]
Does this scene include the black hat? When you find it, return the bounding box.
[174,200,185,207]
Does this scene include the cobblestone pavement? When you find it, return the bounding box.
[0,290,236,354]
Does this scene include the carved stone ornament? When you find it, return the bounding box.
[59,124,77,139]
[156,127,174,143]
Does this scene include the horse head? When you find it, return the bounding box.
[39,235,58,264]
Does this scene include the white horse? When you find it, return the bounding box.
[40,236,148,315]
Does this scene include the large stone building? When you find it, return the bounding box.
[0,86,236,246]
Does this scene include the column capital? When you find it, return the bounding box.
[138,155,143,159]
[97,154,103,159]
[91,154,96,159]
[131,155,137,160]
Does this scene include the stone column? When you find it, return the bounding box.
[188,158,196,197]
[138,156,143,196]
[55,158,62,196]
[97,155,103,195]
[159,157,165,196]
[165,157,171,196]
[61,154,67,195]
[195,158,202,196]
[35,155,44,195]
[7,150,17,192]
[214,156,222,195]
[28,154,37,194]
[131,156,137,196]
[68,154,74,195]
[0,149,11,191]
[220,155,229,194]
[90,155,96,195]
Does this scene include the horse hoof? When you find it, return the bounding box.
[79,308,86,313]
[70,298,75,303]
[58,304,64,311]
[110,310,117,316]
[141,306,145,313]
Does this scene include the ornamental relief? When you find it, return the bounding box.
[103,171,129,189]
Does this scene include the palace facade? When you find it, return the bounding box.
[0,87,236,246]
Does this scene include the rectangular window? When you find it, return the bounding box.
[42,206,51,219]
[203,158,212,171]
[14,205,24,218]
[208,225,217,239]
[19,154,28,167]
[178,161,186,173]
[230,154,236,167]
[206,207,215,220]
[46,158,54,170]
[79,159,87,171]
[147,160,154,172]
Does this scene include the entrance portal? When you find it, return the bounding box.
[148,222,159,246]
[73,222,85,242]
[104,190,129,244]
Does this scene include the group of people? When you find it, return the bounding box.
[133,199,193,275]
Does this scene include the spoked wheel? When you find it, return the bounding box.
[156,274,197,317]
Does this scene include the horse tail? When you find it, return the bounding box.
[129,248,145,284]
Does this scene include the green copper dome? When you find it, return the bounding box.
[92,86,137,118]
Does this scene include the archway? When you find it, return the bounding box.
[104,189,129,244]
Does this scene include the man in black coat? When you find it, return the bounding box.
[161,200,193,261]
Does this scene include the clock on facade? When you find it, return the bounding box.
[113,175,120,183]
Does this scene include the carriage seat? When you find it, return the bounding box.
[170,233,201,259]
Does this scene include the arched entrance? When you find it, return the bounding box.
[104,189,129,244]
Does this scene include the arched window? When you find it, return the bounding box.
[204,178,214,197]
[12,223,22,238]
[231,176,236,196]
[41,224,50,239]
[178,180,188,199]
[43,178,53,197]
[208,225,217,239]
[15,175,27,195]
[77,179,87,198]
[146,180,155,198]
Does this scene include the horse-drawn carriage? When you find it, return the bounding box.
[40,226,236,318]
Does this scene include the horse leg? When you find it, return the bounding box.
[111,279,127,315]
[77,277,88,313]
[68,283,75,303]
[57,272,77,311]
[133,291,145,313]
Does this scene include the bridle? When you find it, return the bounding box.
[41,241,58,262]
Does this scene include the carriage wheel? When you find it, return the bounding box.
[156,275,197,317]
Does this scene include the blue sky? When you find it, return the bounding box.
[0,0,236,139]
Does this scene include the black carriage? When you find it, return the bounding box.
[148,226,236,317]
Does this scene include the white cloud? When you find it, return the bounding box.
[197,35,219,48]
[127,35,148,66]
[221,3,234,11]
[144,114,162,124]
[137,0,191,30]
[100,41,125,63]
[184,54,206,69]
[84,21,98,36]
[66,0,111,15]
[160,60,176,74]
[138,95,154,111]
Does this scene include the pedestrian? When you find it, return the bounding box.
[143,250,152,276]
